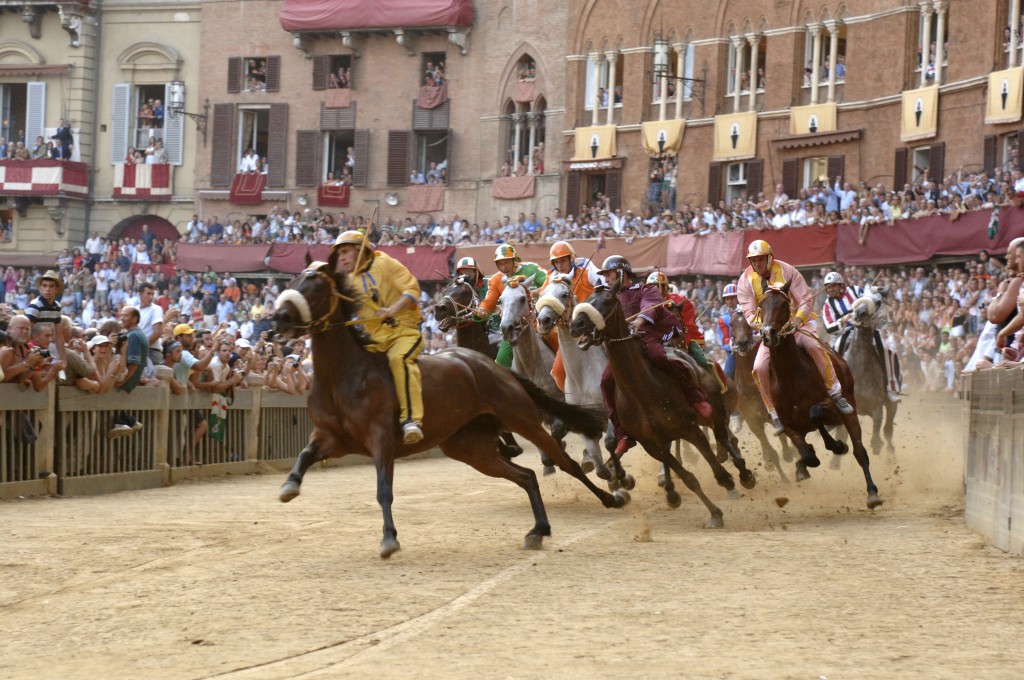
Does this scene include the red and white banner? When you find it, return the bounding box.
[113,163,172,199]
[0,160,88,198]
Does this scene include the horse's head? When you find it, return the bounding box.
[730,308,757,355]
[758,279,793,348]
[570,283,619,350]
[436,276,477,332]
[273,247,360,341]
[852,284,886,325]
[499,276,532,346]
[535,274,574,336]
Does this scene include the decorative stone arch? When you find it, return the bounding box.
[572,0,604,54]
[496,42,550,110]
[0,40,45,65]
[117,42,182,79]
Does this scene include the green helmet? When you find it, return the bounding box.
[493,244,520,263]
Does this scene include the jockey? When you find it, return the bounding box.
[717,283,739,380]
[822,271,902,402]
[538,240,604,391]
[736,240,854,434]
[476,243,547,368]
[455,256,500,342]
[334,230,426,445]
[598,255,714,455]
[648,271,727,394]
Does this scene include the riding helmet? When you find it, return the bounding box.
[549,241,576,262]
[334,230,371,249]
[455,256,480,274]
[823,271,845,286]
[599,255,633,276]
[722,283,739,298]
[494,244,520,263]
[646,271,669,288]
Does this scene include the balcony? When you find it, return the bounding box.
[113,163,173,200]
[0,160,88,199]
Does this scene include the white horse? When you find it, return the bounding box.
[536,274,613,483]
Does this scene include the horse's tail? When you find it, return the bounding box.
[512,373,606,439]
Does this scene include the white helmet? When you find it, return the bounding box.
[823,272,844,286]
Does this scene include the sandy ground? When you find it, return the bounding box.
[1,392,1023,680]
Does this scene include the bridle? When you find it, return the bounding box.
[280,268,367,335]
[758,287,798,337]
[536,275,577,331]
[502,277,536,336]
[438,278,481,330]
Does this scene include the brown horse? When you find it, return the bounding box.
[570,284,755,529]
[758,282,882,508]
[729,310,794,482]
[272,255,629,558]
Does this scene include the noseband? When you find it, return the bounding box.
[280,269,356,335]
[438,280,481,329]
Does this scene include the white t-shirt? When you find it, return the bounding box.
[138,302,164,350]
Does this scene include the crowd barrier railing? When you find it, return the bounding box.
[0,382,56,499]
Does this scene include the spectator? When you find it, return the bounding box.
[51,118,73,159]
[107,306,149,439]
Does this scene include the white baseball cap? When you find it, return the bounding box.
[87,335,111,349]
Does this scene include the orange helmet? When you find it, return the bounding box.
[493,244,520,263]
[549,241,576,262]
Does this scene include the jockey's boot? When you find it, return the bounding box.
[829,390,855,415]
[887,389,902,403]
[693,399,713,421]
[402,420,424,445]
[614,436,636,456]
[711,363,728,394]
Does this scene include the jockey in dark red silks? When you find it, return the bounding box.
[597,255,713,456]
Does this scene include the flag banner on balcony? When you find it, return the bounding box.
[325,88,352,108]
[790,102,837,135]
[317,183,350,207]
[641,119,685,157]
[713,111,757,162]
[513,82,535,104]
[985,67,1024,125]
[901,85,938,142]
[230,172,266,205]
[113,163,172,199]
[0,160,88,198]
[572,125,616,161]
[491,175,535,200]
[416,83,448,109]
[406,185,444,212]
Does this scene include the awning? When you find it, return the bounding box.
[772,129,862,150]
[280,0,472,32]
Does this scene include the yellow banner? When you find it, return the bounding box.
[986,67,1024,125]
[572,125,617,161]
[790,102,837,135]
[641,119,686,157]
[901,85,939,143]
[713,111,758,161]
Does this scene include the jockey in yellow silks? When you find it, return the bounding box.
[335,230,426,444]
[735,239,854,434]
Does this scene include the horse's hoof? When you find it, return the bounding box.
[715,450,728,463]
[499,444,523,460]
[705,515,725,529]
[833,441,849,455]
[726,488,741,500]
[613,489,631,507]
[795,466,811,482]
[580,458,595,474]
[379,538,401,559]
[607,476,620,491]
[657,472,666,488]
[666,490,682,508]
[622,474,636,491]
[805,455,821,468]
[279,481,301,503]
[542,465,556,477]
[522,534,544,550]
[866,494,884,510]
[740,471,757,490]
[596,466,611,481]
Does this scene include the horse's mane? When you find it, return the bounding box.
[327,269,375,347]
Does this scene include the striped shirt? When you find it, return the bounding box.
[821,286,864,336]
[24,295,62,325]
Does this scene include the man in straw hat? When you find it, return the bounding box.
[26,269,65,359]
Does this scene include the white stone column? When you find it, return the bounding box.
[933,0,948,85]
[590,53,602,126]
[1012,0,1022,68]
[512,112,523,170]
[731,36,745,113]
[673,42,686,120]
[605,51,618,126]
[825,20,840,103]
[920,1,934,87]
[526,111,538,175]
[747,34,761,112]
[809,24,823,105]
[658,51,669,121]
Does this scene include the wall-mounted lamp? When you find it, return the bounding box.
[167,80,210,146]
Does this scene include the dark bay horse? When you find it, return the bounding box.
[758,282,882,509]
[570,285,755,529]
[842,287,898,454]
[729,310,794,482]
[273,256,629,558]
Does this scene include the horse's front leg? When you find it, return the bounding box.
[374,443,401,559]
[787,432,818,482]
[279,440,324,502]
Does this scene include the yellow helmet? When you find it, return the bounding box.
[549,241,576,262]
[746,240,773,259]
[494,244,520,263]
[334,230,370,248]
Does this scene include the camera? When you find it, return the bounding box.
[34,347,50,359]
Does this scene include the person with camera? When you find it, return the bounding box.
[24,321,65,391]
[0,315,50,387]
[25,270,66,361]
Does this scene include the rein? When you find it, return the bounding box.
[286,269,381,335]
[439,281,481,329]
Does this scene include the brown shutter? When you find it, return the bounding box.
[1017,130,1024,171]
[928,142,945,183]
[781,158,799,199]
[295,130,321,188]
[266,103,288,187]
[312,56,328,91]
[894,147,908,190]
[605,168,622,211]
[565,172,581,215]
[707,162,723,206]
[983,135,997,175]
[745,159,763,195]
[387,130,411,186]
[826,155,845,182]
[227,57,242,94]
[265,56,282,93]
[210,103,235,187]
[444,128,452,185]
[352,129,369,187]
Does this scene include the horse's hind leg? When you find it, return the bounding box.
[441,424,552,550]
[279,440,324,502]
[841,413,883,509]
[683,426,736,492]
[817,424,849,455]
[883,401,897,454]
[498,430,524,459]
[751,423,789,483]
[373,445,402,559]
[713,421,756,490]
[647,441,724,529]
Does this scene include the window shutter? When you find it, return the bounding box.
[266,103,288,187]
[928,142,945,183]
[412,99,450,130]
[163,82,184,165]
[295,130,320,187]
[826,155,845,183]
[444,128,452,184]
[110,83,131,164]
[1017,129,1024,171]
[352,129,369,186]
[387,130,411,186]
[781,158,799,200]
[894,147,908,190]
[745,159,763,195]
[320,101,357,130]
[566,172,581,216]
[707,162,723,206]
[312,55,328,91]
[227,57,242,94]
[605,168,622,211]
[210,103,235,188]
[26,82,46,153]
[983,135,997,175]
[265,56,282,93]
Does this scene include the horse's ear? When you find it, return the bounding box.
[327,243,340,277]
[304,251,313,267]
[781,279,792,295]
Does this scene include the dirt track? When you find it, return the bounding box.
[2,392,1024,679]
